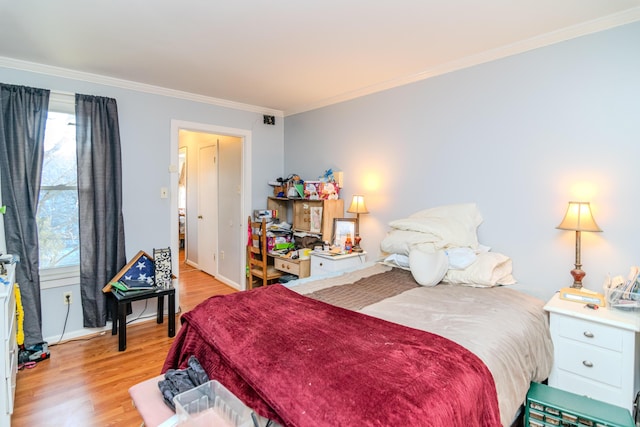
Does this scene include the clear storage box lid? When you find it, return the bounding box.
[173,380,254,427]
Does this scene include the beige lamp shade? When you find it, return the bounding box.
[556,201,601,288]
[347,195,369,214]
[556,202,602,232]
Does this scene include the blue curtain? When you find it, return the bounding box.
[0,83,50,346]
[76,94,126,327]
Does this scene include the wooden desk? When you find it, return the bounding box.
[270,254,310,278]
[110,286,176,351]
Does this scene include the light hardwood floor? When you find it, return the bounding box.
[11,251,237,427]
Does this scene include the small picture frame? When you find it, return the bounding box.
[332,218,357,249]
[153,247,172,288]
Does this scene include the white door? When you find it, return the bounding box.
[197,141,218,276]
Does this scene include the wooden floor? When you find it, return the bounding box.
[11,251,237,427]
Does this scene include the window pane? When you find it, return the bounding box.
[37,189,79,268]
[41,112,77,187]
[37,111,79,269]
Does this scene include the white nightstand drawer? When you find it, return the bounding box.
[551,370,626,406]
[554,314,623,352]
[555,339,622,387]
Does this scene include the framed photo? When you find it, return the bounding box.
[332,218,356,248]
[153,247,172,288]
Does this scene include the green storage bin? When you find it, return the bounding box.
[525,382,635,427]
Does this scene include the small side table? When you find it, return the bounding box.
[544,293,640,412]
[310,251,367,276]
[111,287,176,351]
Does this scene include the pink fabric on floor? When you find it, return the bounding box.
[163,284,501,427]
[128,374,175,427]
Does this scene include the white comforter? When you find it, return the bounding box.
[292,264,553,426]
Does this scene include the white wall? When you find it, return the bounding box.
[283,22,640,301]
[0,65,284,341]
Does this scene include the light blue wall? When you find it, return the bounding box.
[0,66,284,340]
[284,22,640,300]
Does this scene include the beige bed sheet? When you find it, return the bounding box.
[291,264,553,426]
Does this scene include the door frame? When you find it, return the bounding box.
[170,120,252,290]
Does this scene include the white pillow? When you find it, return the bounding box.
[382,253,411,270]
[445,247,477,270]
[409,203,483,228]
[443,252,516,287]
[388,216,478,249]
[380,229,438,255]
[409,249,448,287]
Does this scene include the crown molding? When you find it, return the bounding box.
[0,56,284,117]
[2,6,638,119]
[284,7,640,116]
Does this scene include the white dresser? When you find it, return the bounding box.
[544,292,640,412]
[0,264,17,427]
[310,252,367,276]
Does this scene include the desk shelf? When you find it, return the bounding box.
[267,197,343,242]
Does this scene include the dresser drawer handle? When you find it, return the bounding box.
[582,360,594,368]
[319,262,324,267]
[583,331,594,338]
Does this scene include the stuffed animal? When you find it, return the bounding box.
[321,182,339,200]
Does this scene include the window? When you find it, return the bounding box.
[37,94,79,277]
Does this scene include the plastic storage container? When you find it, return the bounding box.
[173,380,253,427]
[607,287,640,312]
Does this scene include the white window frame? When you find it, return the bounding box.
[40,92,80,289]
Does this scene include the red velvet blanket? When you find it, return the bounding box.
[163,284,500,426]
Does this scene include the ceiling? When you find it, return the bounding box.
[1,1,639,116]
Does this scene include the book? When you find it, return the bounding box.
[117,279,155,291]
[113,287,156,298]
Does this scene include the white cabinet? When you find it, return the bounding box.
[544,293,640,412]
[310,252,367,276]
[0,264,17,427]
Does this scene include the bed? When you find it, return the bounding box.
[163,203,553,426]
[162,262,553,426]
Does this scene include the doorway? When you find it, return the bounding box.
[171,120,252,291]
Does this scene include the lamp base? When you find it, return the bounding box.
[352,236,363,252]
[570,268,585,289]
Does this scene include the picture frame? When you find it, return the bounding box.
[332,218,357,249]
[153,247,172,288]
[101,249,176,293]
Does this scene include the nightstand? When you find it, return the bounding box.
[544,292,640,412]
[310,251,367,276]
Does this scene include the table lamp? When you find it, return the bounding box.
[347,195,369,252]
[556,201,602,289]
